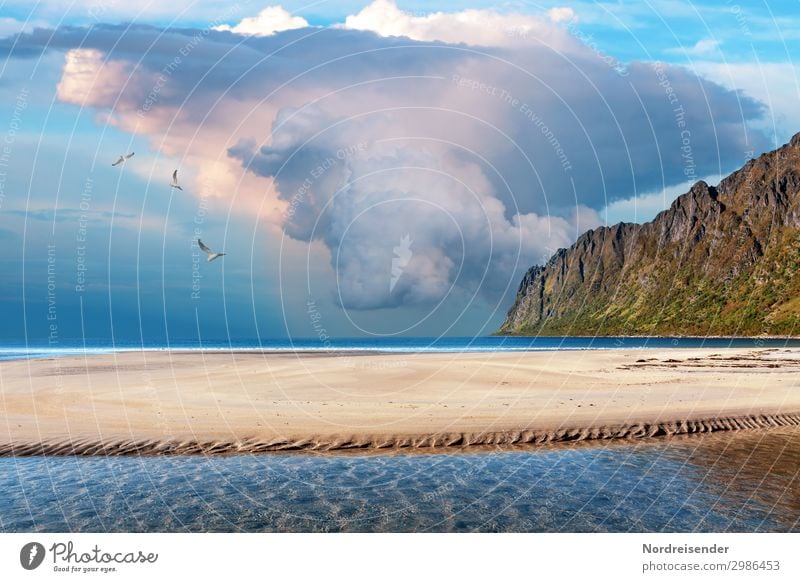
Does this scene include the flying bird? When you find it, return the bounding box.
[111,152,135,166]
[198,239,226,262]
[170,169,183,190]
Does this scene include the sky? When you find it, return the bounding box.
[0,0,798,343]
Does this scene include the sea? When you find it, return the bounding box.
[4,334,800,361]
[1,336,799,533]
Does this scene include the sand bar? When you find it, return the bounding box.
[1,347,800,455]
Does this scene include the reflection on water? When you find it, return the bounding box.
[0,429,797,532]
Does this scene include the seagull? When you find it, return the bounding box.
[111,152,135,166]
[198,239,225,262]
[170,169,183,191]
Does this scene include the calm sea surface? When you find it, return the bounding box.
[4,335,800,361]
[1,429,797,533]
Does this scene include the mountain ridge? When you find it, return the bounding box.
[499,133,800,336]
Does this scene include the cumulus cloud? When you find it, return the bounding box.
[213,5,309,37]
[1,5,769,312]
[56,48,135,107]
[547,7,577,24]
[234,107,600,308]
[342,0,578,49]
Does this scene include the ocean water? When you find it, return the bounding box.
[3,335,800,361]
[1,429,797,533]
[2,337,798,532]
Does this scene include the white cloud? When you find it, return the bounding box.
[342,0,578,49]
[666,38,720,57]
[214,5,308,37]
[56,48,133,107]
[547,7,577,24]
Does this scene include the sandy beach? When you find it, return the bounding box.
[1,347,799,455]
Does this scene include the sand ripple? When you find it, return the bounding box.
[1,412,798,456]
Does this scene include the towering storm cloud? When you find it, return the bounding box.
[2,1,768,312]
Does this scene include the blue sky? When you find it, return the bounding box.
[1,1,798,343]
[4,1,800,64]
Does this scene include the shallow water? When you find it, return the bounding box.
[1,429,797,532]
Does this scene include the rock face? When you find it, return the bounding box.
[499,133,800,336]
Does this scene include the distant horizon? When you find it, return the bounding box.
[4,335,800,348]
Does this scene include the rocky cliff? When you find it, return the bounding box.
[499,133,800,336]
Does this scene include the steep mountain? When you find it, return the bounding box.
[499,133,800,336]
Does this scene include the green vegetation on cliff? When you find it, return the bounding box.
[499,134,800,336]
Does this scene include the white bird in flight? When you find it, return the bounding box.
[170,169,183,191]
[111,152,135,166]
[198,239,226,262]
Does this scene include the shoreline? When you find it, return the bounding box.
[5,334,800,349]
[2,347,799,456]
[493,333,800,340]
[5,336,800,363]
[2,412,798,456]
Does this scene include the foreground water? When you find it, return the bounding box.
[1,429,797,532]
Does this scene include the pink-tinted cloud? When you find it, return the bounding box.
[18,5,765,311]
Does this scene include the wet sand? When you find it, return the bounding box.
[1,347,799,455]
